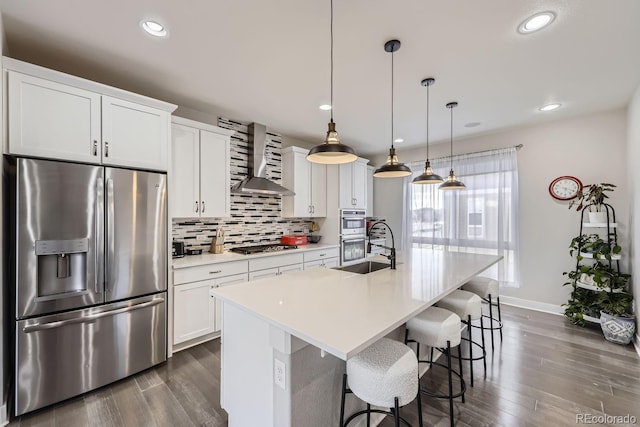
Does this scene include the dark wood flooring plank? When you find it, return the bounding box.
[53,396,90,427]
[83,387,124,427]
[110,377,157,427]
[142,383,195,427]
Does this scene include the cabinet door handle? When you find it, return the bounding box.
[195,201,199,213]
[319,254,325,257]
[93,140,98,156]
[202,201,206,213]
[104,142,109,157]
[312,205,315,214]
[209,270,222,274]
[308,205,311,214]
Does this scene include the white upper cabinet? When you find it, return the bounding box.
[339,157,368,210]
[101,96,169,171]
[4,58,176,170]
[7,71,102,164]
[282,146,326,217]
[171,117,233,219]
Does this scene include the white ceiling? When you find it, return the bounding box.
[1,0,640,157]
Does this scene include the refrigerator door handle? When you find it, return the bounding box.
[106,178,115,292]
[96,177,104,294]
[22,297,165,333]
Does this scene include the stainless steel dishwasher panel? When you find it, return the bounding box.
[14,294,166,416]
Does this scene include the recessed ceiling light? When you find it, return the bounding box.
[539,103,561,111]
[319,104,332,111]
[518,11,556,34]
[394,138,404,143]
[464,122,481,128]
[140,20,168,37]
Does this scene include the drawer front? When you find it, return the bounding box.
[174,260,249,285]
[249,253,304,272]
[303,247,340,263]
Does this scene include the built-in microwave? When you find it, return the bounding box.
[340,236,367,266]
[340,209,366,236]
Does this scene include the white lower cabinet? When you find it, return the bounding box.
[303,247,340,269]
[173,280,216,344]
[248,253,304,280]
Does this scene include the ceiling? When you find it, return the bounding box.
[1,1,640,158]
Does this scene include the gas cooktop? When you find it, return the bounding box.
[230,244,298,255]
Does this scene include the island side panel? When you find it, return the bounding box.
[221,303,275,426]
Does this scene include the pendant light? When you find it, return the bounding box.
[439,102,465,190]
[307,0,357,164]
[373,40,412,178]
[412,78,443,184]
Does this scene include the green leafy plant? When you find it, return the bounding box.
[568,233,621,262]
[568,183,615,212]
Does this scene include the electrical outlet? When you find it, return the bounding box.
[274,359,286,390]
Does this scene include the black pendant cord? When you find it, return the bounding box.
[329,0,334,124]
[449,105,454,172]
[391,49,394,149]
[426,83,430,160]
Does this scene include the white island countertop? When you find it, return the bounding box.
[212,248,502,360]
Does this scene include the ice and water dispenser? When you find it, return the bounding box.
[34,238,90,302]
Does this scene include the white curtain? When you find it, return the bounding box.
[402,147,520,287]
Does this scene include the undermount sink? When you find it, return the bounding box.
[334,261,391,274]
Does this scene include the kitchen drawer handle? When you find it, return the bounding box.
[319,254,325,257]
[22,298,164,333]
[209,270,222,274]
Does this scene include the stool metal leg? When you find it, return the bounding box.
[488,294,495,350]
[480,315,487,376]
[497,296,503,341]
[340,373,347,427]
[367,403,371,427]
[394,397,400,427]
[416,379,424,427]
[446,341,454,427]
[467,315,474,387]
[458,345,465,403]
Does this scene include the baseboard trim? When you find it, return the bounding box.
[499,296,563,316]
[634,334,640,358]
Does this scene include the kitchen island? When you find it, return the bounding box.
[211,249,502,427]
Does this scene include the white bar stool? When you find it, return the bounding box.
[437,290,485,387]
[462,277,503,350]
[405,306,466,427]
[339,337,423,427]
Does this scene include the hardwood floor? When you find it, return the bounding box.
[9,305,640,427]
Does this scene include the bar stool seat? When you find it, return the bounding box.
[437,290,486,387]
[340,338,422,426]
[462,277,503,350]
[406,307,466,427]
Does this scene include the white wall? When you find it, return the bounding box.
[627,86,640,325]
[372,108,629,307]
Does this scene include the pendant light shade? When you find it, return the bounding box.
[307,0,357,164]
[412,77,443,185]
[374,40,412,178]
[439,102,465,190]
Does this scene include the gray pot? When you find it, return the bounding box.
[599,311,636,345]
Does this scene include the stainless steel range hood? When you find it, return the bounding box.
[231,123,295,196]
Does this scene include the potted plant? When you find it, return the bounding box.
[568,233,621,262]
[600,292,635,344]
[568,183,615,223]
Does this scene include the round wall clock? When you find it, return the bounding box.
[549,176,583,200]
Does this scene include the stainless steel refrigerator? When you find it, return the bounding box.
[8,157,167,416]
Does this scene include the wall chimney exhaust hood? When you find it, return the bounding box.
[230,123,295,196]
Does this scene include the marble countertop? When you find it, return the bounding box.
[172,243,341,269]
[211,248,502,360]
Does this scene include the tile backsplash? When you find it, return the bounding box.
[171,117,312,250]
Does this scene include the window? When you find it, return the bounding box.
[402,147,520,287]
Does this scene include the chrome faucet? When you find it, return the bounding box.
[367,221,396,269]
